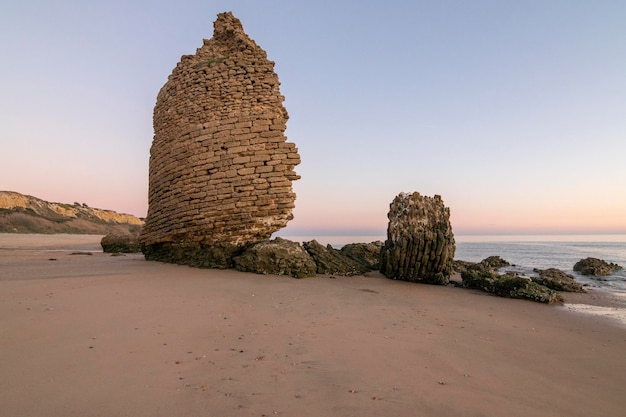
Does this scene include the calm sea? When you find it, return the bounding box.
[454,234,626,292]
[275,234,626,292]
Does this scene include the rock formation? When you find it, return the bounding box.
[101,233,141,253]
[302,240,369,276]
[380,192,455,284]
[232,238,316,278]
[573,257,623,276]
[139,12,300,267]
[479,256,510,269]
[461,265,562,303]
[231,239,381,278]
[340,241,383,271]
[531,268,586,293]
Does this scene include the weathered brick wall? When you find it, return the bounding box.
[139,12,300,267]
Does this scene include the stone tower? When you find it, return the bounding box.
[139,12,301,267]
[380,192,455,284]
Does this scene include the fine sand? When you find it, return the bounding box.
[1,234,625,417]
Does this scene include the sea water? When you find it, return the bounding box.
[454,234,626,292]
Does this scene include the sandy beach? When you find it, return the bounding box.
[1,234,625,417]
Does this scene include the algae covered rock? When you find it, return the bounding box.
[532,268,586,293]
[479,256,510,269]
[573,257,623,276]
[452,260,475,274]
[461,264,562,304]
[453,257,510,275]
[232,238,316,278]
[340,241,383,270]
[302,240,368,276]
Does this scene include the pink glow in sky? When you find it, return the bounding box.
[1,1,625,235]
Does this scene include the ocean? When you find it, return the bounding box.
[454,234,626,292]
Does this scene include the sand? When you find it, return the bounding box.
[1,234,625,417]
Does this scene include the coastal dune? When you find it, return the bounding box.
[1,235,625,416]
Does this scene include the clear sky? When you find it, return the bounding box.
[1,0,625,235]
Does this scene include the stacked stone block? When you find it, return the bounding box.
[139,12,300,267]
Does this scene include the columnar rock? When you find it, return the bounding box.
[380,192,455,284]
[139,12,301,267]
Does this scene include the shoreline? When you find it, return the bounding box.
[1,234,625,416]
[2,233,625,324]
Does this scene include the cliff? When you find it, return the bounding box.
[0,191,143,235]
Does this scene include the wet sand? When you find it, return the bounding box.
[1,234,625,417]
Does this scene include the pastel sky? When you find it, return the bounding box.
[1,1,625,235]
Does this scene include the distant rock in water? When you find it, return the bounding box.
[0,191,143,235]
[573,257,623,276]
[479,256,510,269]
[380,192,455,285]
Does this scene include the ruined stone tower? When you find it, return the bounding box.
[139,12,301,267]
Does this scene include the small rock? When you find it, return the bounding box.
[101,233,141,253]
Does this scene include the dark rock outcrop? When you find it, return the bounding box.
[454,257,510,274]
[461,265,562,303]
[573,257,623,276]
[531,268,586,293]
[101,233,141,253]
[302,240,368,276]
[380,192,455,285]
[143,242,245,269]
[452,260,475,274]
[139,12,300,268]
[479,256,510,269]
[232,238,316,278]
[340,241,383,270]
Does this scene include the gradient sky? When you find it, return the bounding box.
[1,0,625,235]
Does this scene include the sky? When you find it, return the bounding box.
[1,0,625,235]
